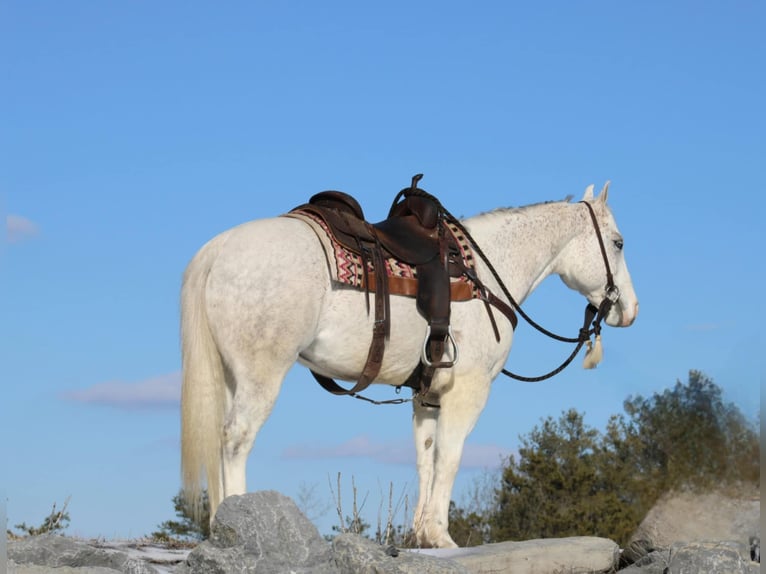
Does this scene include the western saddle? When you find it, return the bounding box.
[289,174,517,400]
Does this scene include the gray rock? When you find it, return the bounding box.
[8,561,122,574]
[621,538,655,565]
[667,540,755,574]
[621,542,760,574]
[618,549,671,574]
[628,488,760,561]
[417,536,619,574]
[179,490,623,574]
[8,535,159,574]
[332,533,468,574]
[181,490,337,574]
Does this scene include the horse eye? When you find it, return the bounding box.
[614,239,624,251]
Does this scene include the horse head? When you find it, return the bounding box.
[559,182,639,329]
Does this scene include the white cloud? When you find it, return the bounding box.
[7,214,40,243]
[282,435,510,469]
[62,372,181,409]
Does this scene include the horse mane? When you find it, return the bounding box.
[470,196,574,220]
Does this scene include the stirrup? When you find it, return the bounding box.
[421,325,459,368]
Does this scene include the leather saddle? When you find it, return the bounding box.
[306,189,443,265]
[289,174,462,398]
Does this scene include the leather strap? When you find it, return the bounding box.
[311,244,389,396]
[482,291,519,331]
[364,272,474,300]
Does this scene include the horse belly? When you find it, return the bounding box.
[297,290,426,385]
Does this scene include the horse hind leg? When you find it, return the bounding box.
[220,356,293,500]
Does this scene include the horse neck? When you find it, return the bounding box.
[464,201,581,304]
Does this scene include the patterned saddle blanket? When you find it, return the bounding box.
[285,210,480,302]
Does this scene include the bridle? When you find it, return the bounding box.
[580,200,621,310]
[497,200,621,382]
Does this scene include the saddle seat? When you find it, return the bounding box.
[307,191,443,266]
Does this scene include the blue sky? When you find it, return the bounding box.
[1,1,762,539]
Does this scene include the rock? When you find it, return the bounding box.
[667,540,756,574]
[8,562,122,574]
[332,533,468,574]
[618,549,671,574]
[178,490,621,573]
[8,535,159,574]
[180,490,338,573]
[619,541,760,574]
[627,488,760,559]
[621,538,654,565]
[417,536,619,574]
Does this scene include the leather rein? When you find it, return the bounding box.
[419,194,620,384]
[317,191,621,406]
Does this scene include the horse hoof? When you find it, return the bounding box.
[417,531,458,549]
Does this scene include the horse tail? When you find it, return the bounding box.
[180,232,229,524]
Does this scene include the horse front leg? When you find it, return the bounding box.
[418,374,492,548]
[412,394,440,545]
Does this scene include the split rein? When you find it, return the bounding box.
[418,190,620,384]
[336,184,620,406]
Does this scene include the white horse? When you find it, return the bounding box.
[180,182,638,548]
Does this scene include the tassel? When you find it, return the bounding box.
[583,334,603,369]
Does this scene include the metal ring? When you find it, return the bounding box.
[421,326,460,367]
[605,285,620,304]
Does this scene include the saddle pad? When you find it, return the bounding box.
[284,211,478,301]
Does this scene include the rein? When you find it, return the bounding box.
[403,183,620,384]
[320,177,621,407]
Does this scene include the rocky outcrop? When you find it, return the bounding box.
[9,565,123,574]
[7,488,760,573]
[622,488,760,573]
[668,540,758,573]
[333,533,469,573]
[179,491,621,573]
[178,491,336,574]
[621,541,759,574]
[417,536,619,573]
[177,492,624,573]
[628,488,760,552]
[8,534,160,573]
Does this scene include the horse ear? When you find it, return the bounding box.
[598,181,611,204]
[582,184,595,201]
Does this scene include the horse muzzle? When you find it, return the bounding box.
[605,299,638,327]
